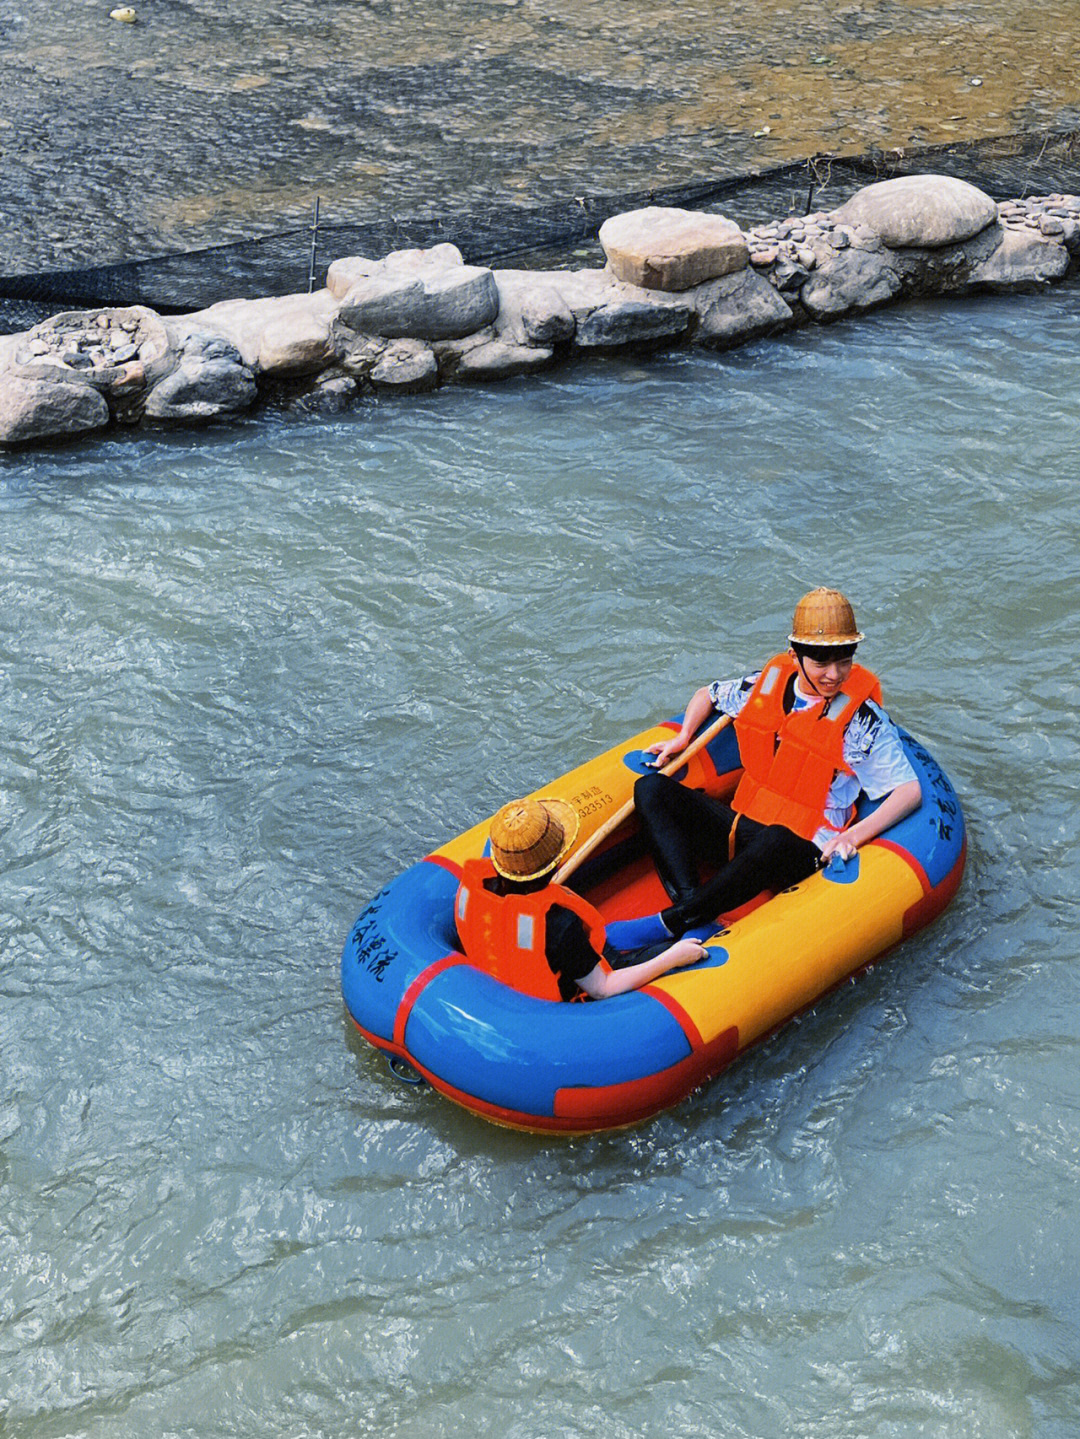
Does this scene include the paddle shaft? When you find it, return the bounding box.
[553,712,733,885]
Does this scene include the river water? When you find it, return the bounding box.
[5,0,1080,269]
[2,287,1080,1436]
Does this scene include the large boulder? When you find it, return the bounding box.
[692,268,794,348]
[546,270,694,349]
[831,174,998,249]
[144,334,257,422]
[799,245,903,320]
[599,207,749,291]
[170,292,339,377]
[329,244,498,340]
[965,224,1071,290]
[0,374,110,446]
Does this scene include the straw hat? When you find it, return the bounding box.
[488,797,579,882]
[789,588,864,646]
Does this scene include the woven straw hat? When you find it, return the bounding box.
[488,797,579,882]
[789,588,864,646]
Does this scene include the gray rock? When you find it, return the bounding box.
[326,243,465,298]
[832,174,998,248]
[180,333,243,365]
[848,225,885,252]
[598,207,748,291]
[1060,219,1080,256]
[333,244,499,340]
[546,270,693,349]
[965,225,1071,291]
[772,259,809,293]
[454,338,555,380]
[0,374,110,446]
[492,271,576,346]
[169,292,339,377]
[336,333,389,378]
[14,306,171,389]
[369,339,439,391]
[692,268,795,349]
[144,337,257,422]
[799,246,903,320]
[283,373,359,416]
[577,300,692,349]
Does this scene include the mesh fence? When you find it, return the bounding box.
[2,129,1078,335]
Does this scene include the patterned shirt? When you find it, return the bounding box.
[707,673,918,848]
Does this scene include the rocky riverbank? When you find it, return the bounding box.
[1,174,1077,450]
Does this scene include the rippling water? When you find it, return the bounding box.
[3,290,1080,1436]
[5,0,1080,267]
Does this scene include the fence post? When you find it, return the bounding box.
[308,197,321,293]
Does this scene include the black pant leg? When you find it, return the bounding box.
[665,821,820,932]
[634,772,737,904]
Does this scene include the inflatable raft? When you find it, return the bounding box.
[341,716,965,1133]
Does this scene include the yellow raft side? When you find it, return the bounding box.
[431,721,702,870]
[652,843,926,1051]
[428,722,926,1062]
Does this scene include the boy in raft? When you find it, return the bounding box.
[632,588,923,939]
[454,797,707,1001]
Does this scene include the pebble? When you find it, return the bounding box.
[750,248,778,266]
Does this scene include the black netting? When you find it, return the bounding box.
[2,129,1078,335]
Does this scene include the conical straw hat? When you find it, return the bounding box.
[489,797,580,882]
[789,588,864,645]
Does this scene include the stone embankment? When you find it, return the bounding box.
[1,174,1078,448]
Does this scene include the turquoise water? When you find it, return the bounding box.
[2,289,1079,1436]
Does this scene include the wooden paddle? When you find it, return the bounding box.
[554,712,733,885]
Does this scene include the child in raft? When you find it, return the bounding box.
[454,796,707,1001]
[632,587,923,939]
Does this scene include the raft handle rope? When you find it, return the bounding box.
[387,1055,427,1087]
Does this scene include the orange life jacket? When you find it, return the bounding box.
[454,857,610,1002]
[732,653,883,841]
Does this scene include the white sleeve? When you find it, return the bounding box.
[707,673,760,718]
[843,700,918,799]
